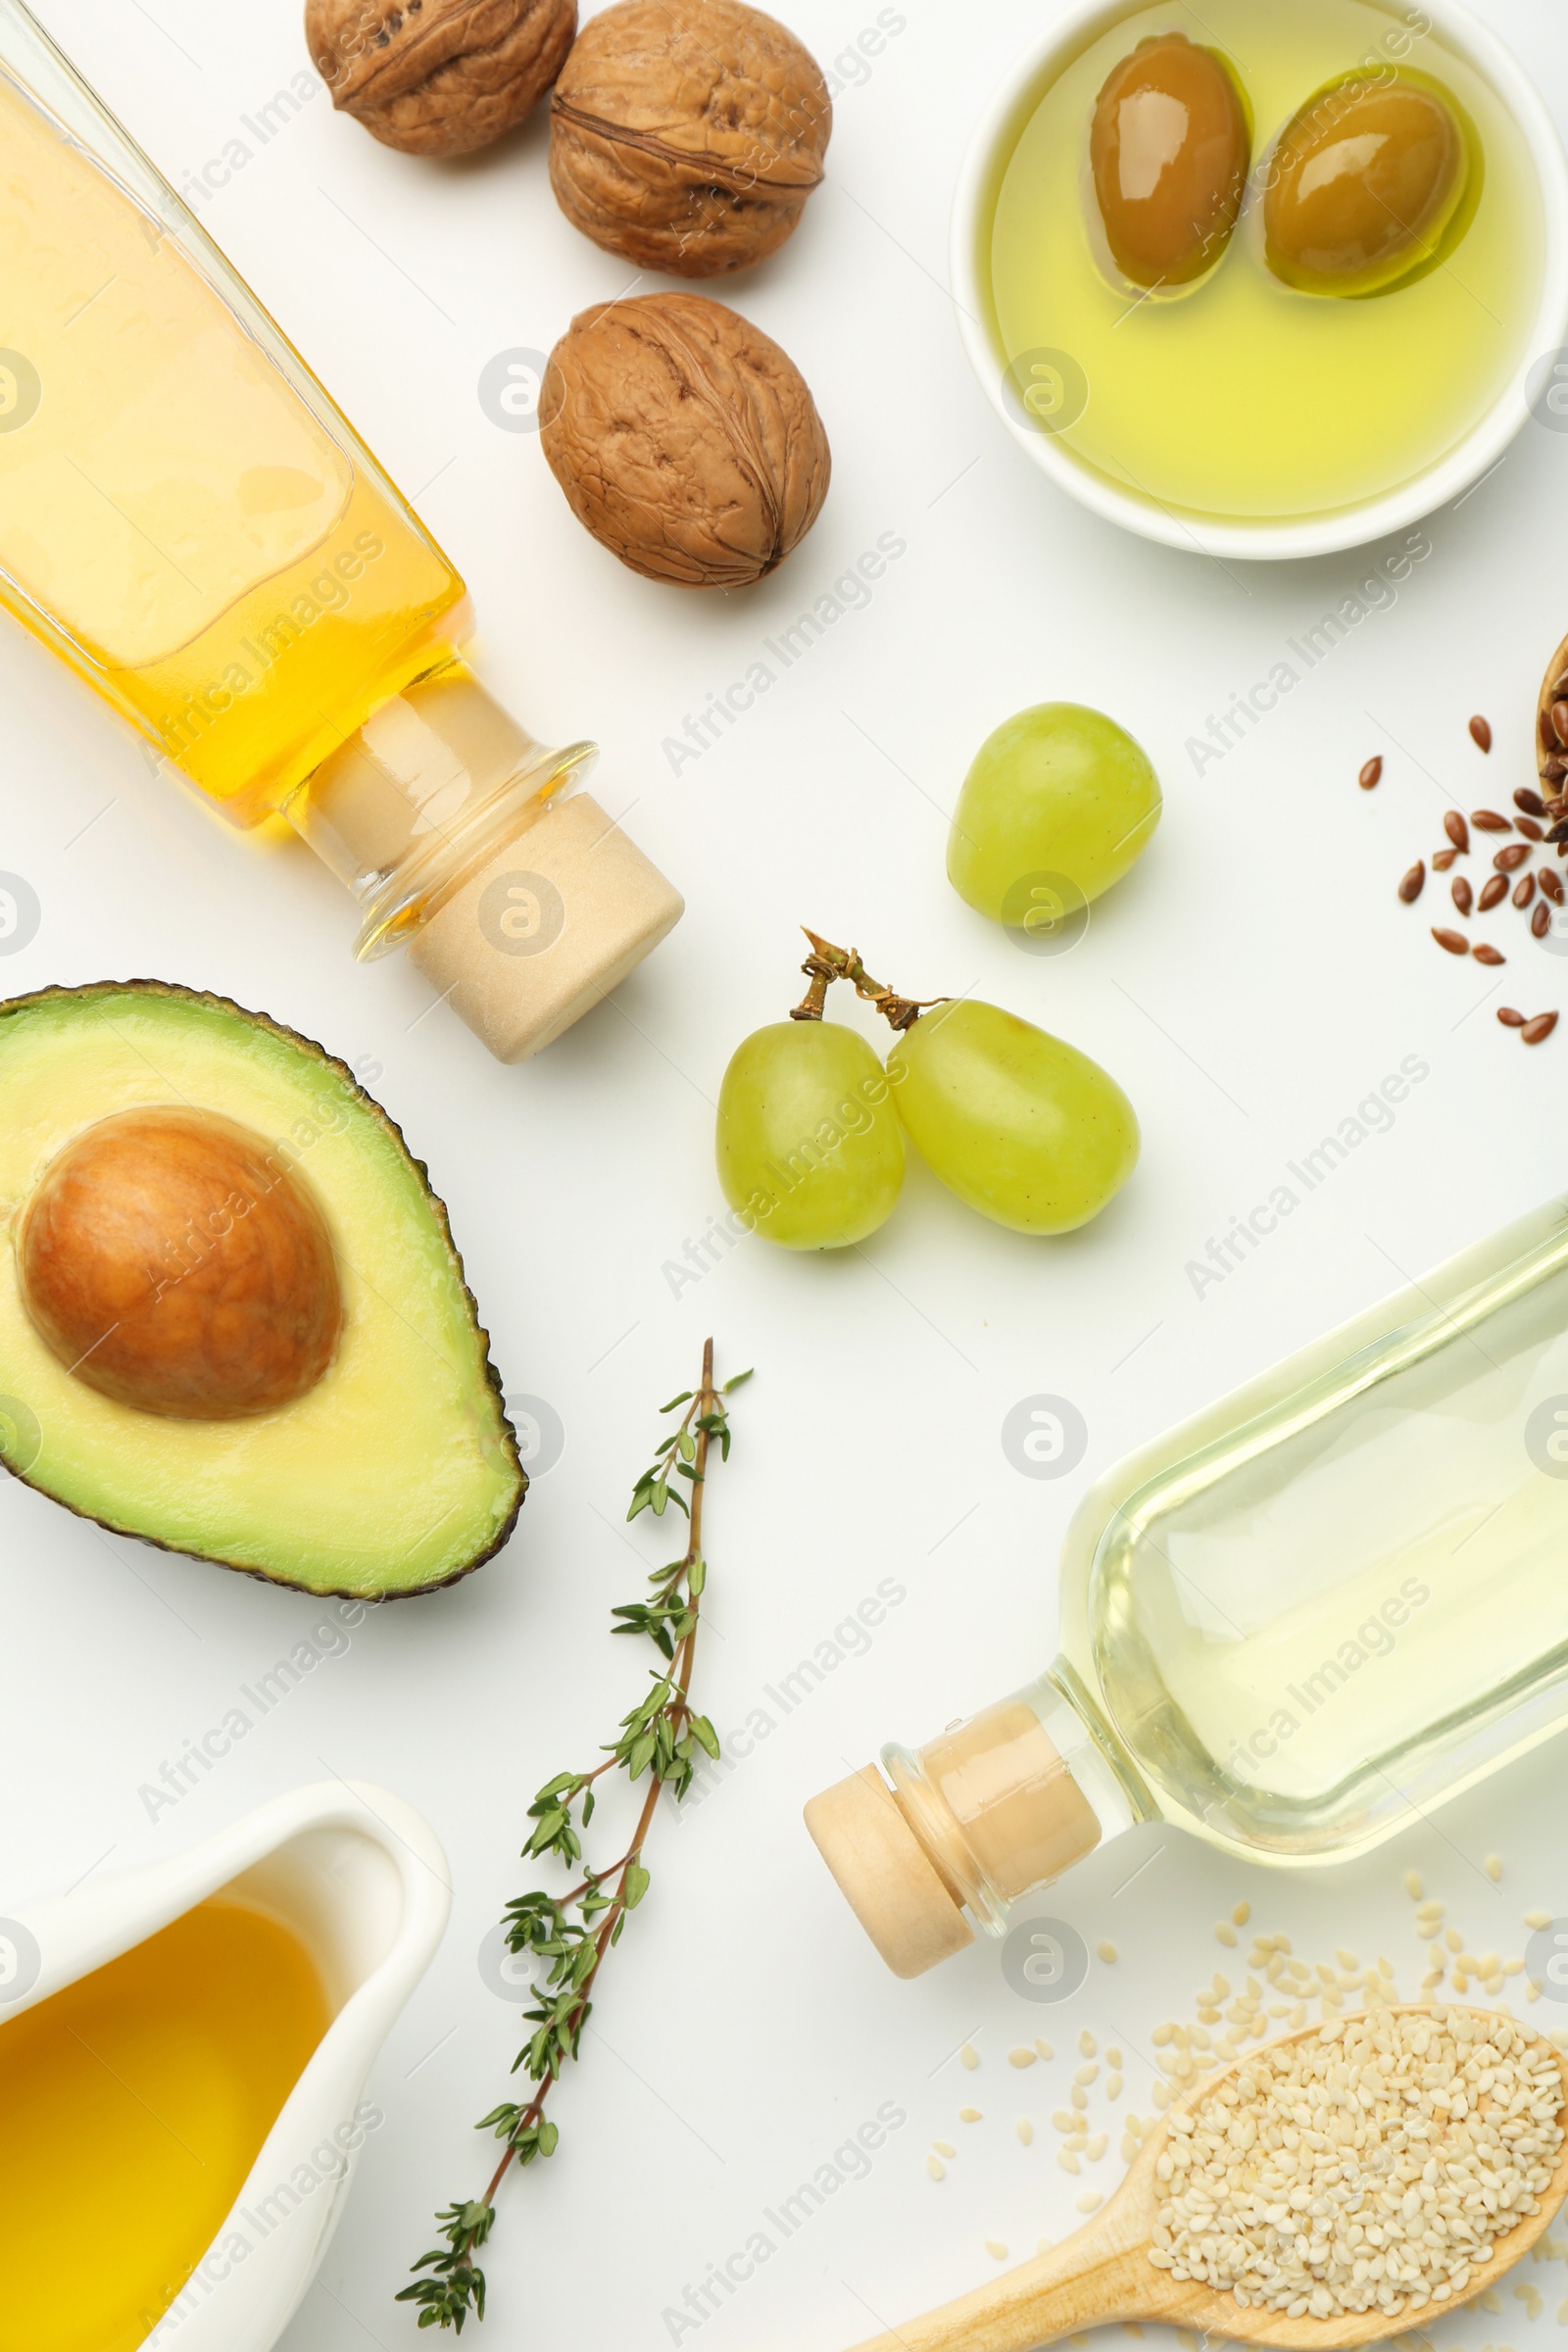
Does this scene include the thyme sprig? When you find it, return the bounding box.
[398,1340,749,2332]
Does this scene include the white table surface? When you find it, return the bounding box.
[6,2,1568,2346]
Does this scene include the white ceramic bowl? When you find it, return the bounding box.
[950,0,1568,560]
[0,1782,450,2352]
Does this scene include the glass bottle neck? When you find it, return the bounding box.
[282,655,597,959]
[883,1672,1137,1937]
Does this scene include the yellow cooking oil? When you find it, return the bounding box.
[0,62,466,825]
[0,1897,330,2352]
[985,0,1544,527]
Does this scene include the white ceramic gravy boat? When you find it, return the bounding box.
[0,1780,451,2350]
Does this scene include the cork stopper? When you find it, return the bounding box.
[407,794,684,1064]
[806,1694,1105,1978]
[805,1767,974,1979]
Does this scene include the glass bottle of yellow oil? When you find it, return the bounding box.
[0,0,681,1062]
[809,1196,1568,1975]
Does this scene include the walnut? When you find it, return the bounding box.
[549,0,831,276]
[306,0,577,158]
[538,294,830,588]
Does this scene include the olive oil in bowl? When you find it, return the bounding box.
[984,0,1546,533]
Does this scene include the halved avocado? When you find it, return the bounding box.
[0,982,523,1597]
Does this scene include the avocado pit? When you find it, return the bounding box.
[18,1108,343,1420]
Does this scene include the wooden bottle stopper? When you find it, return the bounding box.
[408,794,683,1063]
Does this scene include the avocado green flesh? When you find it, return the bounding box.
[0,984,523,1597]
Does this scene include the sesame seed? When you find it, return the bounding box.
[1107,2073,1123,2099]
[1057,2149,1080,2174]
[1106,2045,1123,2068]
[1070,2085,1088,2110]
[1079,2030,1097,2058]
[960,2041,979,2069]
[1086,2132,1108,2161]
[1417,1900,1444,1921]
[1404,1870,1423,1898]
[1232,1900,1250,1926]
[1487,1853,1504,1881]
[1480,2291,1503,2315]
[1147,2011,1564,2319]
[1527,1912,1552,1932]
[1015,2118,1033,2145]
[1034,2037,1054,2061]
[1099,1938,1118,1963]
[959,2106,981,2123]
[927,2155,946,2181]
[1446,1929,1463,1952]
[1053,2108,1075,2132]
[986,2238,1007,2261]
[1075,2063,1099,2086]
[1008,2046,1037,2069]
[1077,2191,1102,2213]
[1215,1922,1239,1946]
[933,2139,955,2157]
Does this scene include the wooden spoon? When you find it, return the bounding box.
[1537,628,1568,801]
[845,2008,1568,2352]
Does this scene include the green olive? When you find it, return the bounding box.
[1264,73,1470,297]
[1089,33,1251,292]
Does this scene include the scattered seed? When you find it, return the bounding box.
[1479,875,1509,910]
[1536,902,1553,940]
[1232,1901,1250,1927]
[1452,875,1474,915]
[1516,872,1538,909]
[1106,2046,1123,2068]
[1034,2038,1054,2061]
[1524,1013,1559,1044]
[1399,861,1426,903]
[1432,927,1469,955]
[1076,2191,1103,2214]
[1479,2290,1503,2315]
[1098,1938,1118,1964]
[986,2237,1008,2260]
[959,2106,981,2123]
[1057,2149,1081,2174]
[1079,2031,1097,2058]
[1474,944,1505,965]
[1500,1008,1528,1027]
[933,2139,956,2157]
[1474,808,1512,832]
[1008,2046,1037,2069]
[1495,842,1532,871]
[1071,2086,1088,2111]
[1086,2132,1108,2160]
[927,2155,946,2180]
[1405,1871,1424,1898]
[1359,757,1384,789]
[1519,788,1547,816]
[1542,868,1564,905]
[1215,1921,1239,1945]
[1015,2117,1033,2145]
[1446,810,1470,851]
[960,2042,980,2070]
[1433,848,1458,870]
[1519,816,1545,842]
[1527,1911,1553,1931]
[1417,1900,1443,1920]
[1447,1929,1463,1952]
[1471,715,1494,753]
[1107,2073,1123,2098]
[1075,2063,1099,2086]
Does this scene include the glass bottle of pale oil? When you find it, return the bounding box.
[0,0,681,1062]
[809,1198,1568,1976]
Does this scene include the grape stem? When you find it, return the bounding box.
[791,931,947,1032]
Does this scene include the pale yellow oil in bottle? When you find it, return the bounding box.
[0,1898,330,2352]
[986,0,1544,527]
[0,68,466,824]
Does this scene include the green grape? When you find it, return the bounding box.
[715,1021,906,1250]
[887,1001,1138,1235]
[947,704,1160,932]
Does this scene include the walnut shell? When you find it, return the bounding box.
[539,294,830,588]
[306,0,577,158]
[549,0,831,276]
